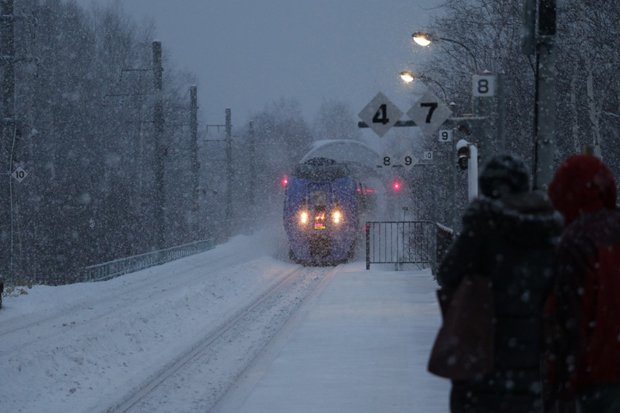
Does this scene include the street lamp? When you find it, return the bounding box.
[399,69,449,102]
[399,70,415,84]
[411,31,480,73]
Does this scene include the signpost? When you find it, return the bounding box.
[438,129,454,143]
[472,74,496,97]
[377,154,419,169]
[357,92,403,137]
[406,89,453,137]
[358,86,452,138]
[11,166,27,183]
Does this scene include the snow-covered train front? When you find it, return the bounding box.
[283,157,368,265]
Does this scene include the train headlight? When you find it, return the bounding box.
[299,210,309,225]
[331,209,343,224]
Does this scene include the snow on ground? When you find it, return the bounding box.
[215,263,449,413]
[0,231,449,412]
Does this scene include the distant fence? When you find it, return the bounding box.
[365,221,455,274]
[365,221,435,270]
[24,239,215,286]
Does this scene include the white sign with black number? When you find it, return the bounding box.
[358,92,403,137]
[438,129,454,143]
[422,151,433,162]
[377,154,419,169]
[11,166,28,183]
[407,90,453,137]
[472,74,496,97]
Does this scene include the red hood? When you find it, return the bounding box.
[548,155,617,224]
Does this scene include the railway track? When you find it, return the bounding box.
[0,249,253,353]
[104,265,339,413]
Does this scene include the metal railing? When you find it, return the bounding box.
[365,221,435,270]
[78,239,215,283]
[21,239,216,286]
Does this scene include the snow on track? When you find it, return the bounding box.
[107,265,337,413]
[0,233,319,413]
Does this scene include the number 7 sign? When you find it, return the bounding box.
[407,90,452,137]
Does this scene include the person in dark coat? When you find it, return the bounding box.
[547,154,620,413]
[437,154,563,413]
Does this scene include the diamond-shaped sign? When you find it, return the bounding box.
[11,166,28,183]
[358,92,403,137]
[407,90,452,137]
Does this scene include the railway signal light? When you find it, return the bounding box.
[456,139,479,200]
[392,179,402,192]
[457,144,470,171]
[280,175,289,187]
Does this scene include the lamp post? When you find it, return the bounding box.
[399,69,449,102]
[410,32,488,229]
[412,32,480,74]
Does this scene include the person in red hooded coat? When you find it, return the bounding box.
[547,154,620,412]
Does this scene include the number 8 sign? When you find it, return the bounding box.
[472,74,496,97]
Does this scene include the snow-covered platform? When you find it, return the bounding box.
[216,263,450,413]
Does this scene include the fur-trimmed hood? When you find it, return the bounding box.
[463,191,563,247]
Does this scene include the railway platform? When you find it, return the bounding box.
[216,263,449,413]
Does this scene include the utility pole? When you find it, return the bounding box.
[248,121,256,229]
[225,108,233,237]
[0,0,15,281]
[190,86,200,238]
[152,41,165,249]
[530,0,557,189]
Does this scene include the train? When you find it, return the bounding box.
[283,156,376,265]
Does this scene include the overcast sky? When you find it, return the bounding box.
[76,0,442,129]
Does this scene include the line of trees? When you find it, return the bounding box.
[7,0,206,281]
[3,0,364,282]
[414,0,620,225]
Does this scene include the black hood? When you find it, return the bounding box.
[463,191,563,247]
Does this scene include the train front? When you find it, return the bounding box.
[284,159,358,265]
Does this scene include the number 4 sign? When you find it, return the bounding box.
[358,92,403,137]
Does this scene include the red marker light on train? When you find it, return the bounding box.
[392,180,402,192]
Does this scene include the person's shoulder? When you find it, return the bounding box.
[461,196,502,228]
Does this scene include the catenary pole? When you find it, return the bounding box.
[225,108,233,237]
[532,0,556,189]
[248,121,256,228]
[152,41,165,249]
[0,0,15,281]
[190,86,200,238]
